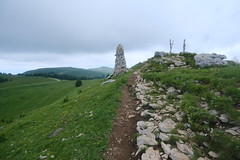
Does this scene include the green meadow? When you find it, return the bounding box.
[0,73,130,159]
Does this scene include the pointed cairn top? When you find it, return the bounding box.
[112,44,128,76]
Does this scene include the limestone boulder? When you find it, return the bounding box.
[170,148,190,160]
[141,147,161,160]
[159,118,177,133]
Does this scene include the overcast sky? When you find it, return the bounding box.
[0,0,240,74]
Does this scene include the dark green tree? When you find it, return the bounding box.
[75,80,82,87]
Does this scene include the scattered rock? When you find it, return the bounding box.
[219,114,228,123]
[135,145,147,156]
[128,115,136,119]
[167,87,177,95]
[49,128,64,138]
[165,105,177,112]
[137,134,158,147]
[194,53,228,67]
[162,154,168,159]
[197,157,211,160]
[154,51,168,57]
[177,130,187,136]
[225,129,239,136]
[170,148,190,160]
[141,147,161,160]
[61,138,68,141]
[76,133,84,138]
[101,79,115,85]
[149,104,158,109]
[136,106,141,111]
[161,142,171,155]
[39,155,47,159]
[137,121,156,135]
[176,142,194,155]
[208,151,218,158]
[159,118,177,133]
[174,112,183,121]
[159,132,170,141]
[208,110,218,116]
[141,110,157,118]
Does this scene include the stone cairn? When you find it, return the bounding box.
[112,44,128,76]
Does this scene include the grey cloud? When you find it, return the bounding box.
[0,0,240,55]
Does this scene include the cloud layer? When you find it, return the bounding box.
[0,0,240,73]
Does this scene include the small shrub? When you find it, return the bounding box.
[168,135,181,145]
[209,130,240,160]
[75,80,82,87]
[0,134,7,143]
[63,96,69,103]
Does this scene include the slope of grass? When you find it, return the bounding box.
[0,75,55,88]
[0,77,75,124]
[0,71,131,159]
[23,67,108,78]
[142,54,240,159]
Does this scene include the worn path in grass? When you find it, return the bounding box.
[106,71,142,160]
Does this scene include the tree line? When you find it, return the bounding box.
[24,72,105,80]
[0,77,12,83]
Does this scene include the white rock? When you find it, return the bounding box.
[159,132,170,141]
[167,87,177,95]
[176,142,194,155]
[135,145,147,156]
[161,142,171,155]
[101,79,115,85]
[225,129,239,136]
[170,148,190,160]
[39,155,47,159]
[208,110,218,116]
[165,105,176,112]
[197,157,211,160]
[137,134,158,147]
[162,154,168,159]
[149,104,158,109]
[219,114,228,123]
[177,130,187,136]
[141,147,161,160]
[136,106,141,111]
[128,115,136,119]
[174,112,183,121]
[137,121,156,135]
[208,151,218,158]
[141,110,157,118]
[159,118,177,133]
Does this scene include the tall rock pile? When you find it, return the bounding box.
[113,44,128,76]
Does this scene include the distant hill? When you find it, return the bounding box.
[88,67,113,75]
[22,67,113,80]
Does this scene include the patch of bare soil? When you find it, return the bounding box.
[105,72,141,160]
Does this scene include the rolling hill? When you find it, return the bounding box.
[22,67,113,79]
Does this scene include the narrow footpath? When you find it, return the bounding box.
[105,71,141,160]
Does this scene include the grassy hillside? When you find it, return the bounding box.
[23,67,110,79]
[89,67,113,75]
[0,75,75,123]
[140,53,240,159]
[0,71,131,159]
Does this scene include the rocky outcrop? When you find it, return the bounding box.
[194,53,228,67]
[141,147,161,160]
[113,44,128,76]
[154,51,168,57]
[159,118,176,133]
